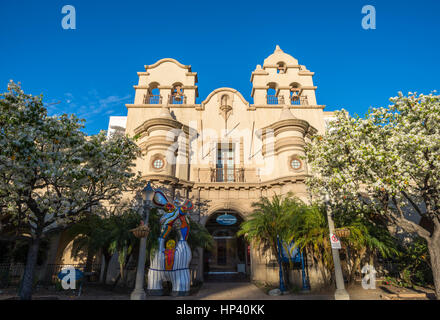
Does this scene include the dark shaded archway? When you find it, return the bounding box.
[203,210,250,282]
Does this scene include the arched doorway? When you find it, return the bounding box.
[203,210,250,282]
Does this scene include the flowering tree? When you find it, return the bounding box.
[305,92,440,299]
[0,82,141,300]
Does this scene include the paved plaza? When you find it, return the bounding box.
[2,281,434,300]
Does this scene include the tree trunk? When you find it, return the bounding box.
[427,229,440,300]
[112,252,132,289]
[282,262,290,289]
[19,238,40,300]
[85,250,94,273]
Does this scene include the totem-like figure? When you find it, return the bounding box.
[147,190,194,296]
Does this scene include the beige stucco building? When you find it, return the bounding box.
[106,45,336,287]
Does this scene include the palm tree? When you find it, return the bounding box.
[68,213,115,283]
[287,203,334,284]
[238,193,302,291]
[69,202,141,285]
[288,203,399,284]
[107,210,140,286]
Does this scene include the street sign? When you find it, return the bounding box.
[330,233,342,249]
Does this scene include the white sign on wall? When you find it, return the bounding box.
[330,233,342,250]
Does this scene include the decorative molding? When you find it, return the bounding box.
[250,70,269,82]
[126,104,200,109]
[141,173,310,191]
[140,136,176,151]
[134,117,188,136]
[250,105,326,109]
[275,136,305,151]
[133,85,198,90]
[257,118,315,141]
[145,58,191,71]
[298,71,315,76]
[263,64,302,69]
[200,88,250,110]
[194,174,310,191]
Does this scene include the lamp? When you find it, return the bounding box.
[131,181,155,300]
[143,182,154,202]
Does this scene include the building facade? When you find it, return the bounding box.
[109,46,337,286]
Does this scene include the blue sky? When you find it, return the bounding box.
[1,0,439,135]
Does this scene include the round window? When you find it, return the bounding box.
[290,159,301,170]
[152,158,164,169]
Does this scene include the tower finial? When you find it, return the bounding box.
[275,45,283,52]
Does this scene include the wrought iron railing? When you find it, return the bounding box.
[266,95,286,105]
[266,95,279,105]
[143,94,162,104]
[210,168,245,182]
[169,95,187,105]
[290,95,308,106]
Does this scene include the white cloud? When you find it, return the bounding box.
[47,91,132,124]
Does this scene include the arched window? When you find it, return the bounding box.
[221,94,229,107]
[170,83,186,104]
[276,62,287,74]
[289,83,303,106]
[266,83,279,105]
[145,82,161,104]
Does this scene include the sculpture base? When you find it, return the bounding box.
[334,288,350,300]
[172,290,190,297]
[130,288,146,300]
[147,289,164,296]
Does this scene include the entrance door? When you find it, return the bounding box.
[217,238,227,265]
[203,210,250,282]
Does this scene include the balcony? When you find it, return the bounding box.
[169,94,187,105]
[290,95,308,106]
[266,94,309,106]
[143,94,162,104]
[210,168,245,183]
[266,95,285,105]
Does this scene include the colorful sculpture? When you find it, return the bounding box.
[147,190,194,296]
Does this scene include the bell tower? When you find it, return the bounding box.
[133,58,199,105]
[251,45,317,106]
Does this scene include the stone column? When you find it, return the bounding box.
[130,236,147,300]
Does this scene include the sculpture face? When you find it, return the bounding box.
[166,239,176,250]
[152,190,169,207]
